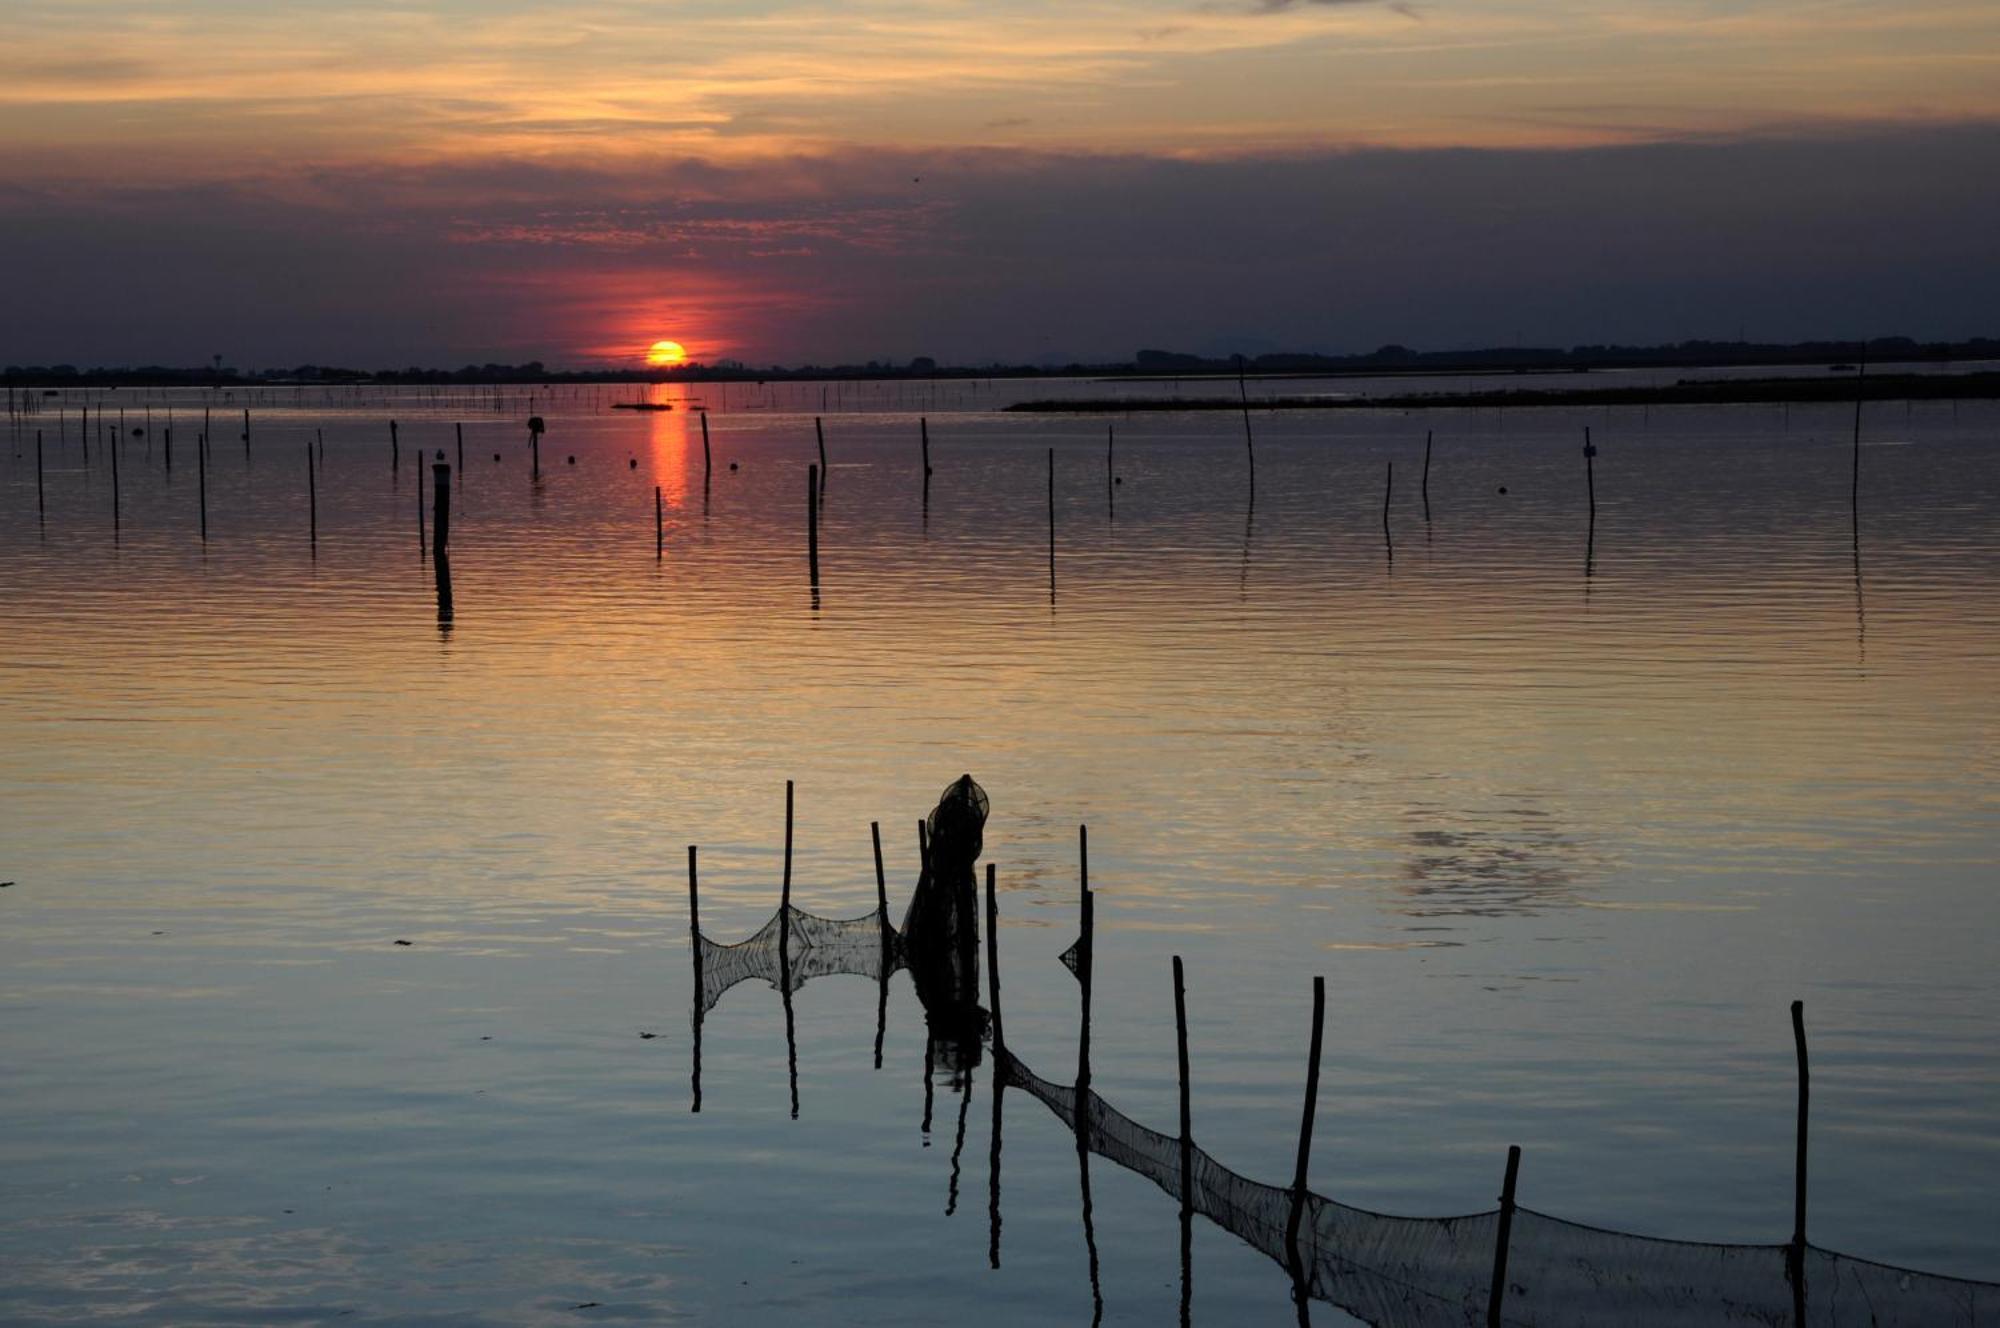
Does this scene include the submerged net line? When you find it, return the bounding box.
[697,905,1999,1325]
[695,903,901,1015]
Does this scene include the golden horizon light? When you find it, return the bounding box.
[646,339,689,367]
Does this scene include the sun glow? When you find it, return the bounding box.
[646,339,688,367]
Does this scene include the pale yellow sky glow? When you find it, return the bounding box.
[5,0,1998,181]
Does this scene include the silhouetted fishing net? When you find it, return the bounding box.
[1002,1055,2000,1326]
[695,904,901,1015]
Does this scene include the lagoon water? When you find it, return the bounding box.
[2,376,1997,1324]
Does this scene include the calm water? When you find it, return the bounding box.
[3,380,1997,1324]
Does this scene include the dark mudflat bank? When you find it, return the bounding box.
[1004,371,2000,413]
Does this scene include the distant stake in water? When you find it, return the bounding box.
[1851,346,1867,518]
[242,407,250,458]
[1236,353,1256,494]
[701,412,713,498]
[390,419,400,473]
[1106,424,1115,521]
[655,485,664,560]
[1422,430,1433,523]
[456,422,464,473]
[529,415,545,478]
[433,454,453,622]
[807,463,821,592]
[1382,461,1394,562]
[1584,426,1597,522]
[1048,446,1057,600]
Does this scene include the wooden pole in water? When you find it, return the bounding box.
[1487,1145,1522,1327]
[871,821,889,936]
[1382,461,1394,559]
[36,430,44,518]
[655,486,663,559]
[390,420,399,472]
[687,844,702,946]
[1583,426,1597,523]
[701,412,712,494]
[1106,424,1115,520]
[984,863,1003,1054]
[815,416,827,494]
[242,408,250,458]
[110,418,121,531]
[307,443,317,551]
[165,427,173,473]
[1422,430,1433,522]
[1288,976,1320,1256]
[807,464,820,588]
[1790,1000,1810,1283]
[1173,956,1192,1209]
[1047,447,1056,598]
[1236,354,1256,492]
[432,457,450,559]
[197,432,208,541]
[781,779,794,914]
[920,417,931,506]
[1851,349,1866,516]
[456,422,464,473]
[1285,975,1326,1254]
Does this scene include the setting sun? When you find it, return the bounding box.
[646,339,688,367]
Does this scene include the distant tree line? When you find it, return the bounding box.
[6,338,1997,388]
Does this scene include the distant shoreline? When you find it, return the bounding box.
[1003,371,2000,413]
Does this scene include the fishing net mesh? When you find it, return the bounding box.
[697,902,1999,1326]
[695,904,900,1015]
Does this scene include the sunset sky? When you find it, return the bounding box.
[4,0,1998,367]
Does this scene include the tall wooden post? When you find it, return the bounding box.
[390,419,399,472]
[655,486,664,559]
[701,412,712,495]
[1173,956,1192,1203]
[110,418,121,532]
[688,844,703,1114]
[1286,976,1326,1254]
[781,779,794,915]
[456,422,464,473]
[1487,1146,1522,1327]
[1789,999,1810,1304]
[985,863,1004,1054]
